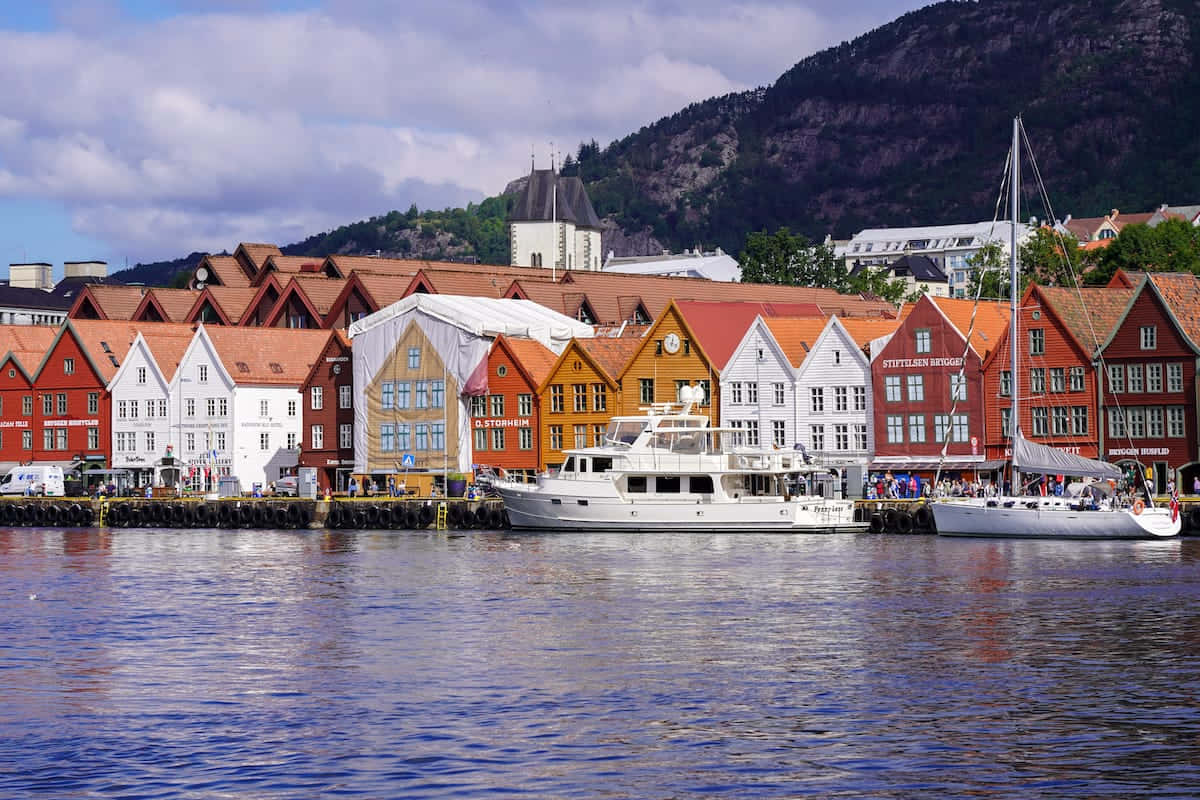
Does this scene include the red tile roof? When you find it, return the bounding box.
[928,296,1010,358]
[577,335,643,381]
[0,325,59,375]
[75,285,149,320]
[67,320,197,382]
[1038,286,1134,355]
[763,317,831,367]
[148,288,203,322]
[1146,272,1200,349]
[201,254,252,288]
[674,300,827,371]
[202,286,260,324]
[500,336,558,387]
[204,326,332,385]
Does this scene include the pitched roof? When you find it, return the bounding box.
[0,284,74,311]
[259,255,330,281]
[1037,286,1134,356]
[1146,272,1200,349]
[148,288,203,322]
[235,243,282,272]
[199,254,252,288]
[204,326,332,385]
[0,325,59,374]
[66,320,197,383]
[927,296,1010,358]
[200,286,260,324]
[508,170,602,229]
[288,275,349,316]
[763,317,831,367]
[577,335,643,381]
[499,336,558,387]
[353,272,411,309]
[72,285,148,320]
[834,316,903,348]
[138,326,199,380]
[674,300,827,371]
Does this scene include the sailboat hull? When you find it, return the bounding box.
[931,500,1180,539]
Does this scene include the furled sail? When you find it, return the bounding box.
[1013,428,1121,480]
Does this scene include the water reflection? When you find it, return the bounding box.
[0,528,1198,798]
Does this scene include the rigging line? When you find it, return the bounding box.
[933,140,1015,492]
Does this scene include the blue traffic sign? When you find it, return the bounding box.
[401,453,415,468]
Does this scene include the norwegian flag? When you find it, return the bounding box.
[1170,487,1180,523]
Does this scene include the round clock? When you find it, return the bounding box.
[332,364,341,374]
[663,332,681,354]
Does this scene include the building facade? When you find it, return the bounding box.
[298,331,354,492]
[469,336,554,481]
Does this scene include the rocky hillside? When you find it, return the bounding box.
[117,0,1200,284]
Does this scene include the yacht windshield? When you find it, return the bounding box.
[606,420,645,446]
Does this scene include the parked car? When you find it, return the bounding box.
[275,476,299,496]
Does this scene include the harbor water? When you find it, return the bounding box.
[3,528,1199,798]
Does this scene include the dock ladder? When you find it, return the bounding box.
[435,502,448,530]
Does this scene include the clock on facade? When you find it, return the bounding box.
[663,332,681,354]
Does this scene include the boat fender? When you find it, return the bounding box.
[287,504,302,524]
[882,508,899,531]
[390,504,408,528]
[474,506,490,527]
[418,504,435,527]
[868,513,884,534]
[403,507,419,529]
[1025,501,1039,510]
[326,506,342,528]
[914,506,933,529]
[274,506,290,528]
[43,504,61,526]
[896,511,914,534]
[1132,499,1145,515]
[1188,507,1200,530]
[218,504,232,524]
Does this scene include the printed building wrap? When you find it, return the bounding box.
[349,295,592,476]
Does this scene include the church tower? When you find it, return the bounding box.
[508,165,603,272]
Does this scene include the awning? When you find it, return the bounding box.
[870,459,994,471]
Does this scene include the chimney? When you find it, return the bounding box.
[8,262,52,290]
[63,261,107,281]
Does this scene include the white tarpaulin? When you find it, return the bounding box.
[350,295,593,474]
[1013,428,1121,480]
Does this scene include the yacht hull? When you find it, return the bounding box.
[931,500,1179,539]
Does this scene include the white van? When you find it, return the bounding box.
[0,466,66,497]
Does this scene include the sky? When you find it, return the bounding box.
[0,0,928,277]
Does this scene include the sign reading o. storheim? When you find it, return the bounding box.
[472,418,531,429]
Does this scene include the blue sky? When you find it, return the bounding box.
[0,0,927,277]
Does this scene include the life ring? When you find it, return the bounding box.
[1132,499,1145,515]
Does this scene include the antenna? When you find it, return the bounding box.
[550,141,555,172]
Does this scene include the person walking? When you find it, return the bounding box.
[348,476,358,498]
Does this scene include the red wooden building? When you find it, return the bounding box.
[469,335,556,482]
[871,295,1008,479]
[981,284,1132,464]
[1097,273,1200,492]
[0,327,59,473]
[298,330,354,492]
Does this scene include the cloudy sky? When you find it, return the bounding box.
[0,0,926,275]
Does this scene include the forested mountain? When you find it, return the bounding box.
[116,0,1200,285]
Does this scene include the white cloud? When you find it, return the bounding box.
[0,1,918,261]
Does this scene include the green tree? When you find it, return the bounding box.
[846,264,907,303]
[1019,227,1084,287]
[1087,219,1200,284]
[738,228,847,288]
[966,242,1027,299]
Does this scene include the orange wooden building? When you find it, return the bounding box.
[469,335,556,481]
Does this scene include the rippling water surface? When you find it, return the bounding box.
[2,528,1200,798]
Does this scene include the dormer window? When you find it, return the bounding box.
[137,366,146,384]
[198,364,208,383]
[1140,326,1157,350]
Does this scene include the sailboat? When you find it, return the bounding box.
[930,118,1180,539]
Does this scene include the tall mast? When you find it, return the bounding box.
[1010,116,1021,489]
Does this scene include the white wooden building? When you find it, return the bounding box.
[719,315,814,450]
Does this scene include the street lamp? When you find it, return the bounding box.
[176,376,192,492]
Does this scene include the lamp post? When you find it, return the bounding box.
[175,376,192,493]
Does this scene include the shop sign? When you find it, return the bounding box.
[1108,447,1170,457]
[880,357,964,370]
[44,418,99,427]
[473,417,531,429]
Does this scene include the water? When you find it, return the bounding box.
[2,529,1199,799]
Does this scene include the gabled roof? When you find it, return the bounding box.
[508,169,602,229]
[132,288,201,323]
[764,317,841,367]
[836,316,903,348]
[404,268,516,299]
[233,243,282,277]
[256,255,335,284]
[920,295,1010,359]
[352,272,412,309]
[299,329,351,391]
[185,286,260,325]
[197,254,251,288]
[494,335,558,389]
[885,254,947,281]
[203,326,333,385]
[575,336,643,384]
[0,325,59,379]
[48,274,123,304]
[1145,273,1200,351]
[673,300,827,371]
[1037,285,1134,357]
[47,319,196,384]
[68,284,148,320]
[276,276,349,319]
[236,274,284,326]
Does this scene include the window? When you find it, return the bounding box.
[22,395,31,415]
[1146,407,1164,438]
[695,380,711,406]
[146,399,156,418]
[1050,368,1065,393]
[744,420,760,446]
[413,381,427,409]
[950,371,967,402]
[407,347,420,369]
[518,394,533,416]
[952,415,969,443]
[431,424,444,451]
[1052,407,1069,436]
[381,423,395,452]
[470,395,486,417]
[730,382,743,403]
[519,427,533,450]
[311,386,324,410]
[1108,408,1125,438]
[886,415,904,444]
[1168,406,1186,437]
[56,428,67,450]
[114,431,126,452]
[218,398,227,417]
[1029,328,1045,355]
[574,424,587,448]
[835,424,849,450]
[773,420,786,447]
[286,432,297,450]
[906,375,924,402]
[587,383,606,412]
[1069,367,1084,392]
[773,383,785,405]
[1108,364,1125,394]
[1168,364,1184,393]
[854,424,868,450]
[397,424,410,451]
[853,386,866,411]
[204,397,215,417]
[259,399,269,418]
[118,400,127,420]
[1127,407,1146,438]
[216,432,225,451]
[198,364,208,383]
[573,384,587,412]
[491,428,506,450]
[87,427,99,450]
[747,383,758,404]
[477,427,493,453]
[834,386,848,412]
[1128,364,1143,393]
[127,397,137,418]
[415,424,428,451]
[811,387,824,412]
[934,414,951,443]
[811,424,825,451]
[1032,407,1048,436]
[186,432,195,451]
[397,382,410,409]
[260,432,270,451]
[489,394,504,417]
[21,429,31,450]
[549,425,563,450]
[640,379,654,405]
[1001,408,1011,437]
[1000,370,1011,397]
[381,382,394,409]
[339,424,352,450]
[431,380,445,409]
[1030,368,1045,394]
[915,328,931,353]
[908,414,926,443]
[339,385,352,409]
[885,375,901,402]
[65,357,75,375]
[1147,364,1162,393]
[551,384,564,412]
[43,394,52,415]
[1140,326,1157,350]
[593,424,605,447]
[145,431,156,452]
